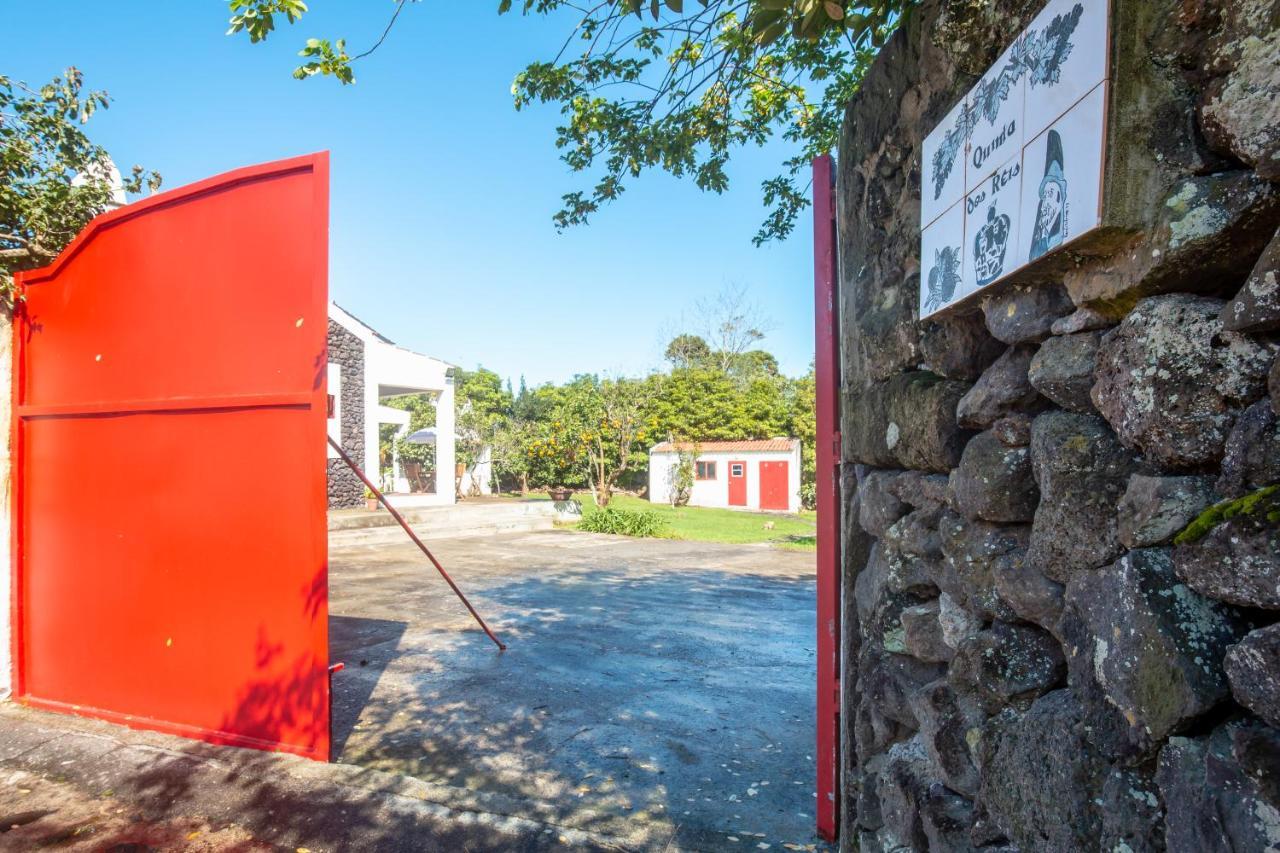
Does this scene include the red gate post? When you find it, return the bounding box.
[813,154,841,842]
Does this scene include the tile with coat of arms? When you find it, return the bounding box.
[963,154,1024,297]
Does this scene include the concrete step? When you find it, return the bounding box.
[329,516,554,545]
[328,499,581,545]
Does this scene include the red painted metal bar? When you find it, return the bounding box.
[813,153,842,843]
[327,436,507,651]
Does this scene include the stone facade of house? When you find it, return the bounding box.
[836,0,1280,850]
[327,318,366,509]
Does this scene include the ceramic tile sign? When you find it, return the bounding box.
[922,96,972,228]
[921,200,965,316]
[1020,82,1107,264]
[1022,0,1110,140]
[965,38,1026,195]
[919,0,1110,319]
[964,155,1023,296]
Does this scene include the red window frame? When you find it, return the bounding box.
[695,460,717,480]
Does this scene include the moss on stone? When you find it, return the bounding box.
[1173,485,1280,545]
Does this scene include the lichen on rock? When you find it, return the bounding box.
[1092,293,1276,468]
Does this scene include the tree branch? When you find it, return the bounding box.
[353,0,409,61]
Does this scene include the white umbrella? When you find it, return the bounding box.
[405,428,438,445]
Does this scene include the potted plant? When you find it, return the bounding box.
[363,486,379,511]
[548,487,574,502]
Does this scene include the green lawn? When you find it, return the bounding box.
[564,492,817,549]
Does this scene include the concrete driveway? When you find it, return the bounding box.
[329,529,824,852]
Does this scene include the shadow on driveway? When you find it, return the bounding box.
[328,531,825,851]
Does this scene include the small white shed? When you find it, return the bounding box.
[649,439,802,513]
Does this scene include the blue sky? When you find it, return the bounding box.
[6,2,817,386]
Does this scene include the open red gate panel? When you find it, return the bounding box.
[11,154,331,759]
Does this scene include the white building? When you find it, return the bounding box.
[648,439,803,513]
[327,303,457,508]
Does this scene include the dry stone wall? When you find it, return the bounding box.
[327,318,365,509]
[836,1,1280,850]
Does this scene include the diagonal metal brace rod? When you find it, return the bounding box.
[327,436,507,651]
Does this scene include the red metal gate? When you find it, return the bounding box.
[11,154,331,759]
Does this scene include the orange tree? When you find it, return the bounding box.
[531,374,658,506]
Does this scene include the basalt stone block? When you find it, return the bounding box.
[912,679,985,798]
[1027,331,1102,413]
[950,430,1039,523]
[1064,173,1280,314]
[855,645,945,758]
[856,754,887,833]
[1117,474,1217,549]
[1100,766,1165,853]
[855,640,947,742]
[889,470,951,510]
[1199,1,1280,181]
[859,547,937,653]
[1027,411,1139,582]
[1173,487,1280,609]
[1157,721,1280,853]
[1056,596,1160,764]
[900,600,952,664]
[882,545,940,600]
[1065,548,1251,744]
[980,283,1075,345]
[855,542,893,629]
[919,784,978,853]
[991,413,1032,447]
[1221,227,1280,333]
[1224,623,1280,729]
[1217,399,1280,499]
[874,736,934,852]
[883,505,944,561]
[918,311,1005,381]
[968,706,1019,779]
[937,592,981,651]
[949,622,1065,714]
[843,268,921,393]
[858,469,909,536]
[980,690,1104,853]
[1050,306,1114,336]
[843,464,871,585]
[989,548,1064,634]
[955,346,1046,430]
[856,830,884,853]
[1093,294,1277,468]
[846,372,973,473]
[1271,355,1280,416]
[964,712,1027,847]
[939,511,1026,622]
[855,701,907,769]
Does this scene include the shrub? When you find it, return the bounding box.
[579,506,668,538]
[800,480,817,511]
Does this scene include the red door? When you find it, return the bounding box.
[760,461,790,511]
[13,154,331,759]
[727,460,747,506]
